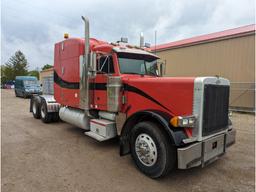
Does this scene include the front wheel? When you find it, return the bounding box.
[130,121,176,178]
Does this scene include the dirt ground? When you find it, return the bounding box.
[1,89,255,192]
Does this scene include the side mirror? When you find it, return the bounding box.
[159,61,166,77]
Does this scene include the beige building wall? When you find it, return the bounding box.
[156,34,255,111]
[39,68,54,84]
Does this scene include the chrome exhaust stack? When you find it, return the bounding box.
[80,16,90,111]
[140,32,144,47]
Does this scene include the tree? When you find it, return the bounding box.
[42,64,53,71]
[1,65,8,85]
[28,70,39,79]
[3,50,29,82]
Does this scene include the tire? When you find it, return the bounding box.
[130,121,176,178]
[40,99,52,123]
[23,92,27,99]
[32,98,41,119]
[52,112,60,122]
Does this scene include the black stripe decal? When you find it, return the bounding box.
[54,71,107,90]
[89,83,106,90]
[54,71,79,89]
[53,72,172,113]
[123,84,173,113]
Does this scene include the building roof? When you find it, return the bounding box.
[152,24,255,52]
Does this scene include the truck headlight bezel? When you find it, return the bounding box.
[170,115,196,128]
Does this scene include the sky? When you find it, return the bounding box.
[1,0,255,70]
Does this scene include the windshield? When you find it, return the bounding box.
[23,80,38,86]
[118,53,159,76]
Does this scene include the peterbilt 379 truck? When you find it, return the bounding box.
[30,17,236,178]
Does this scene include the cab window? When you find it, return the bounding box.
[97,55,114,74]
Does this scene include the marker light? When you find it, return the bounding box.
[170,115,196,128]
[64,33,69,39]
[144,43,151,48]
[121,37,128,43]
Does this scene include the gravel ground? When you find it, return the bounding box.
[1,89,255,192]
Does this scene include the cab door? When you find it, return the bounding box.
[92,54,115,111]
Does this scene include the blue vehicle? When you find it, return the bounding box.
[15,76,42,98]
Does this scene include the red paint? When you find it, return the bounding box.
[121,76,195,117]
[54,38,107,108]
[54,37,196,138]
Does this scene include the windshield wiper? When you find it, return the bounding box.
[146,71,159,77]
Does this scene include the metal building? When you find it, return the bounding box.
[154,24,255,112]
[39,67,54,95]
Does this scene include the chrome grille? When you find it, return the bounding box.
[202,84,230,136]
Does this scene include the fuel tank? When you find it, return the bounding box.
[59,106,89,130]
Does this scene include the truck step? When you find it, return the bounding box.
[84,131,111,141]
[84,119,117,142]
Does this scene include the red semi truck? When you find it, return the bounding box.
[30,17,236,178]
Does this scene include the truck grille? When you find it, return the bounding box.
[202,84,230,136]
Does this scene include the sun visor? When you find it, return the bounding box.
[113,47,160,60]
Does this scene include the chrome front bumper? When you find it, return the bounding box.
[177,129,236,169]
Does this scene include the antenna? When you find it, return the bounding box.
[154,30,157,55]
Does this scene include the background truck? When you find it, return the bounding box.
[30,16,236,178]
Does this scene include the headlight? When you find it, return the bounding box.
[170,115,196,128]
[25,89,29,92]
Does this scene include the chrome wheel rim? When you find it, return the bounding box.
[32,102,37,114]
[41,105,46,118]
[135,133,157,166]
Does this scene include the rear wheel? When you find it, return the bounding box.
[52,112,60,122]
[130,121,176,178]
[32,98,41,119]
[40,100,52,123]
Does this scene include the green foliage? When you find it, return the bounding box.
[28,70,39,79]
[42,64,53,71]
[1,50,29,84]
[1,66,8,85]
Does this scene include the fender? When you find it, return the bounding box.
[119,110,188,156]
[30,95,60,113]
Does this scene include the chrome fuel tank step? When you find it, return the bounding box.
[85,119,117,141]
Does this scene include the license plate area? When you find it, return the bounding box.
[203,134,225,163]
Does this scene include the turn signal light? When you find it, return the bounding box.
[170,116,180,127]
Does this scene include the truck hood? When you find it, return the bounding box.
[121,75,195,116]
